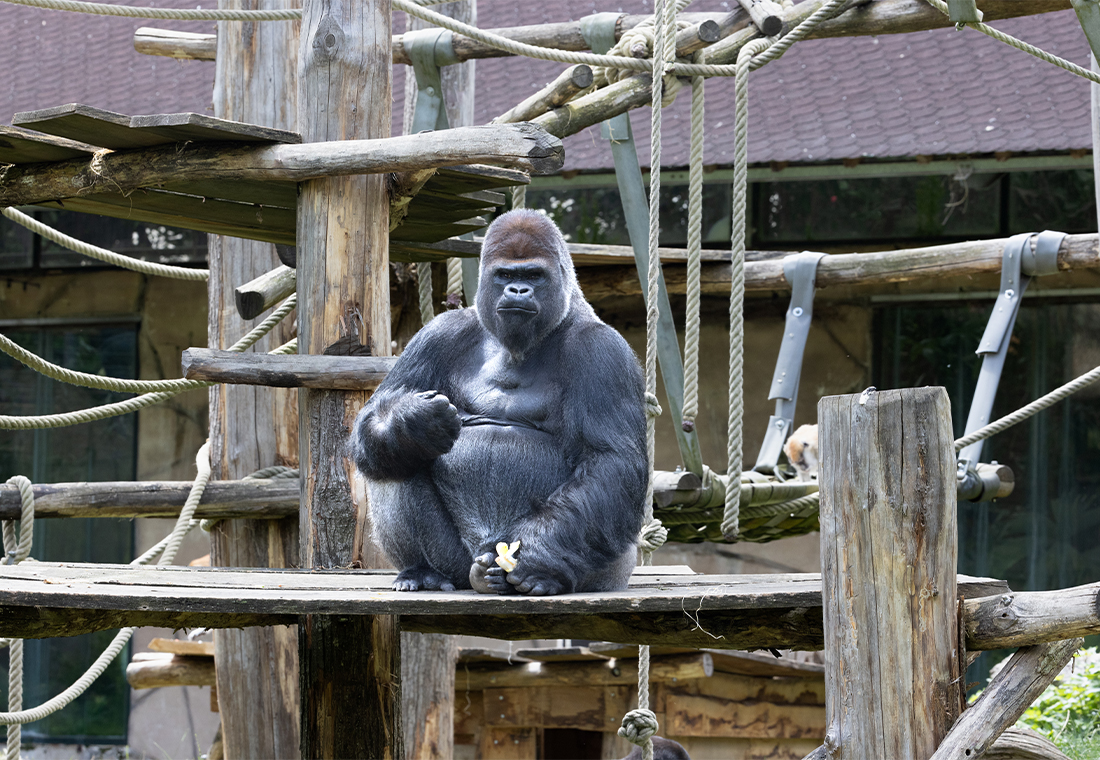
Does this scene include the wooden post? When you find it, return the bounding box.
[818,387,961,759]
[399,5,473,755]
[208,2,301,758]
[296,0,401,757]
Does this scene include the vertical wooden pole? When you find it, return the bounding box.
[296,0,400,757]
[818,387,962,760]
[399,5,474,757]
[208,3,301,758]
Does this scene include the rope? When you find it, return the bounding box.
[0,294,296,429]
[0,0,300,20]
[2,208,208,282]
[417,262,435,326]
[512,185,527,210]
[954,362,1100,452]
[681,69,705,434]
[396,0,652,72]
[925,0,1100,87]
[2,477,34,566]
[0,444,211,729]
[721,38,768,541]
[445,257,464,309]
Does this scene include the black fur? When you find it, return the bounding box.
[351,210,647,595]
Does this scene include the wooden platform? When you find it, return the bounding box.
[2,103,523,260]
[0,562,1008,651]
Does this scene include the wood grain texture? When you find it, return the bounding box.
[983,726,1072,760]
[183,348,397,389]
[208,3,302,759]
[234,265,297,320]
[296,0,400,756]
[126,653,216,689]
[0,125,563,208]
[929,639,1082,760]
[493,65,595,124]
[818,387,960,759]
[964,582,1100,650]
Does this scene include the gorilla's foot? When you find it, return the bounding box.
[393,566,456,592]
[470,553,515,595]
[508,567,566,596]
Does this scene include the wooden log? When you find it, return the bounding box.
[234,265,297,320]
[126,652,217,689]
[149,637,216,656]
[0,124,563,208]
[0,479,299,520]
[493,65,595,125]
[819,387,961,758]
[928,639,1082,760]
[182,349,396,390]
[963,582,1100,650]
[574,233,1100,298]
[985,726,1072,760]
[207,3,302,759]
[135,27,217,60]
[459,653,713,690]
[296,0,401,756]
[737,0,785,36]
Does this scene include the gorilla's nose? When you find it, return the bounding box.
[505,283,533,296]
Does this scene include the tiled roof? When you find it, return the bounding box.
[0,0,1092,172]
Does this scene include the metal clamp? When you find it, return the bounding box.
[958,231,1067,468]
[754,251,826,473]
[405,28,459,134]
[947,0,983,24]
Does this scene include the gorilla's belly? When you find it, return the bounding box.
[431,423,571,550]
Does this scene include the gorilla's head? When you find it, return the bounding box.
[476,210,583,356]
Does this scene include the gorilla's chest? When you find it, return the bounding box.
[459,352,561,432]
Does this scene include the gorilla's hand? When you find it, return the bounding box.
[391,390,462,459]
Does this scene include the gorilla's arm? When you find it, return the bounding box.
[508,323,648,594]
[350,310,478,481]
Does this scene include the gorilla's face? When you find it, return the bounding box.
[481,252,567,356]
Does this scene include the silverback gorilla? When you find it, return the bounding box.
[351,210,647,595]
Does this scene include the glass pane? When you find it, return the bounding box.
[758,174,1001,244]
[0,324,136,743]
[36,210,207,268]
[1008,169,1097,235]
[0,214,33,270]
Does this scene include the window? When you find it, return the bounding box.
[0,323,137,743]
[0,210,207,271]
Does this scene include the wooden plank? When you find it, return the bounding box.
[457,648,534,665]
[819,387,961,759]
[929,639,1082,760]
[480,727,536,760]
[390,238,482,263]
[0,124,96,164]
[129,112,302,145]
[14,104,170,150]
[0,124,563,208]
[126,652,217,689]
[589,644,825,677]
[149,637,216,656]
[665,692,825,739]
[688,671,826,705]
[0,479,300,521]
[483,685,618,731]
[512,647,610,663]
[161,177,298,209]
[458,653,712,690]
[963,581,1100,650]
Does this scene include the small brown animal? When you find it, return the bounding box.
[783,423,819,481]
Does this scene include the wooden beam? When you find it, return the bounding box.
[963,582,1100,650]
[929,639,1082,760]
[0,478,299,521]
[182,349,396,390]
[126,652,217,689]
[0,124,563,208]
[985,726,1073,760]
[235,265,297,320]
[134,26,217,59]
[819,387,961,758]
[493,65,595,125]
[296,0,400,756]
[458,653,713,690]
[574,233,1100,298]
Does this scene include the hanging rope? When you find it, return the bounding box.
[512,185,527,210]
[681,68,705,434]
[445,258,465,308]
[417,262,435,326]
[2,208,208,282]
[0,293,296,430]
[0,443,210,731]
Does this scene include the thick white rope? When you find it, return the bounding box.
[0,294,296,429]
[2,209,208,282]
[0,443,211,728]
[445,257,464,308]
[681,70,705,434]
[0,0,299,19]
[511,185,527,210]
[925,0,1100,87]
[417,262,435,326]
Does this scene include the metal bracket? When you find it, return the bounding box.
[1071,0,1100,62]
[947,0,983,24]
[754,251,826,473]
[958,231,1067,466]
[405,28,458,134]
[584,11,703,475]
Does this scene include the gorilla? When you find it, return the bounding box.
[351,209,647,595]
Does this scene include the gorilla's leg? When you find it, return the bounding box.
[370,476,472,591]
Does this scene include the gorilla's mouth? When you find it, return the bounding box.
[497,305,538,314]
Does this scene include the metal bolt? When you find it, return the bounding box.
[775,420,784,428]
[500,714,506,719]
[1005,289,1015,299]
[793,306,804,317]
[499,695,504,701]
